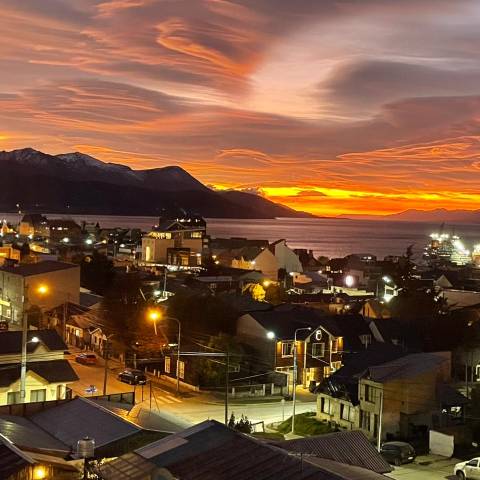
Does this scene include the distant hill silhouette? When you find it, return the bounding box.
[0,148,315,218]
[341,208,480,223]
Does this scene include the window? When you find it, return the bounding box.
[281,341,293,357]
[360,410,371,431]
[165,357,171,374]
[359,334,372,347]
[7,391,21,405]
[340,403,354,422]
[30,389,46,402]
[364,384,375,403]
[323,366,331,378]
[191,231,202,238]
[321,396,329,414]
[178,360,185,380]
[331,339,338,353]
[312,343,325,358]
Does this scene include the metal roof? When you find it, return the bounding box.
[0,260,79,277]
[278,430,392,474]
[29,397,141,449]
[0,360,78,387]
[0,329,67,355]
[0,433,35,478]
[0,415,69,453]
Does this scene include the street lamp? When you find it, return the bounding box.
[344,275,355,288]
[147,309,182,395]
[292,327,312,435]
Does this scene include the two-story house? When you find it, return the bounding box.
[0,261,80,331]
[0,329,78,405]
[317,349,466,442]
[142,215,207,266]
[237,305,344,391]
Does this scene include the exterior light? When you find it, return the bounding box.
[147,309,161,322]
[251,260,256,265]
[30,336,40,343]
[263,280,271,288]
[344,275,355,288]
[37,285,49,295]
[120,243,125,248]
[33,465,47,480]
[382,275,392,284]
[215,260,220,265]
[153,290,161,297]
[85,239,93,245]
[62,237,69,243]
[266,331,275,340]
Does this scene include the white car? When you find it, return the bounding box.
[454,458,480,479]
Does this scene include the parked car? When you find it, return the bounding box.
[454,458,480,479]
[75,353,97,365]
[380,441,416,466]
[118,369,147,385]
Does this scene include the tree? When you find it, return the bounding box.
[228,413,253,434]
[264,284,287,305]
[242,283,266,301]
[80,251,114,294]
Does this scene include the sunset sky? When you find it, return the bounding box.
[2,0,480,216]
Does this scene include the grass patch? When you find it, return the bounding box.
[275,412,337,436]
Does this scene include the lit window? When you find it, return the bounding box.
[178,360,185,379]
[281,341,293,357]
[331,339,338,353]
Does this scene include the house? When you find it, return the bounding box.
[317,349,466,442]
[18,214,49,238]
[142,215,207,266]
[0,260,80,330]
[0,329,78,405]
[237,305,344,390]
[0,396,168,476]
[0,246,21,266]
[97,419,391,480]
[46,218,82,244]
[361,299,391,320]
[269,239,303,274]
[230,246,278,279]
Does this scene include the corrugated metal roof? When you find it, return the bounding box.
[30,397,141,449]
[0,433,34,478]
[277,430,392,474]
[0,415,69,453]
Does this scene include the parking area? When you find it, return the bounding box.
[387,455,459,480]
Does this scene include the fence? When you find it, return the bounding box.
[230,383,285,398]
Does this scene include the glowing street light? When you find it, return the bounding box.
[344,275,355,288]
[147,308,161,335]
[266,331,275,340]
[37,284,49,295]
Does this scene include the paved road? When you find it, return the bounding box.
[387,456,459,480]
[68,354,316,431]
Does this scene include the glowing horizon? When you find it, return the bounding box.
[2,0,480,216]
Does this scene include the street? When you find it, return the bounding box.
[387,456,459,480]
[68,353,317,432]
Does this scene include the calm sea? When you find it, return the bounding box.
[2,213,480,259]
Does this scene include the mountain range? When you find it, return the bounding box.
[342,208,480,223]
[0,148,314,218]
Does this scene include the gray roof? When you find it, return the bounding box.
[0,329,67,355]
[80,292,103,308]
[0,415,69,453]
[0,260,79,277]
[0,360,78,387]
[306,458,390,480]
[367,352,449,383]
[30,397,141,449]
[0,433,35,478]
[278,430,392,474]
[124,420,344,480]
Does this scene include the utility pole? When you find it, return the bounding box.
[225,350,230,425]
[292,327,311,435]
[20,283,29,403]
[103,337,109,395]
[377,390,384,451]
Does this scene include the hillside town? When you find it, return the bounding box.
[1,213,480,479]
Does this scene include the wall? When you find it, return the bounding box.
[0,370,69,406]
[273,241,303,273]
[316,393,359,430]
